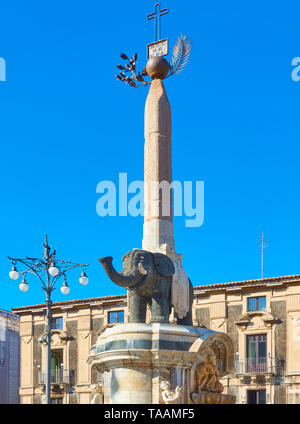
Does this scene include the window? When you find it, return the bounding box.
[51,351,63,369]
[247,390,266,404]
[108,310,124,324]
[51,317,63,330]
[50,350,63,383]
[246,334,267,373]
[0,341,5,366]
[247,296,266,312]
[51,398,63,404]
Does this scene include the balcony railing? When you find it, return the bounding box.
[236,357,284,375]
[38,368,73,385]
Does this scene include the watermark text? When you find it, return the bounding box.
[0,57,6,81]
[96,173,204,228]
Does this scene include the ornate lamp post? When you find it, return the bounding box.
[8,235,90,404]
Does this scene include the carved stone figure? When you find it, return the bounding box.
[194,354,224,393]
[99,249,193,325]
[190,352,235,404]
[160,381,183,404]
[90,382,103,404]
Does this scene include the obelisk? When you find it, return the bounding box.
[142,57,175,254]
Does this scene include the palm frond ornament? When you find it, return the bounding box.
[166,34,192,79]
[115,34,192,88]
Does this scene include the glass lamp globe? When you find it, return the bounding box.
[79,272,89,285]
[19,279,29,292]
[48,264,59,277]
[9,266,19,280]
[61,282,70,295]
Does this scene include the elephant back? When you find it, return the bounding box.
[153,253,175,277]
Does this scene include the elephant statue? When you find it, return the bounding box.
[99,249,193,325]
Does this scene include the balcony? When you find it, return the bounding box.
[38,368,74,387]
[236,357,284,378]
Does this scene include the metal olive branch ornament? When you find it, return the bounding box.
[115,3,192,87]
[116,53,148,88]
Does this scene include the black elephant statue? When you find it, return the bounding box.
[99,249,193,325]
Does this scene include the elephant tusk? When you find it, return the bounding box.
[138,262,148,275]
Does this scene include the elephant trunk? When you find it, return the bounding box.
[99,256,141,289]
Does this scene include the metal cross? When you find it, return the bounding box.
[147,3,169,42]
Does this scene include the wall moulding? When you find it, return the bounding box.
[210,303,226,320]
[235,311,277,330]
[287,295,300,312]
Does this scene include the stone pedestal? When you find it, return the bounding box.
[88,323,235,404]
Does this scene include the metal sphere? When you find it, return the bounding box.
[146,57,169,80]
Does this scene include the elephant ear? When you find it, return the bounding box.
[153,253,175,277]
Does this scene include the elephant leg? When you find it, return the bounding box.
[177,311,193,326]
[150,280,171,324]
[129,292,148,323]
[150,295,170,324]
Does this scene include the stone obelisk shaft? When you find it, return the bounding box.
[142,79,174,252]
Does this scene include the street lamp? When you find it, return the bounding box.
[60,280,70,295]
[79,271,89,286]
[8,234,89,404]
[9,265,19,280]
[19,276,29,292]
[48,260,59,277]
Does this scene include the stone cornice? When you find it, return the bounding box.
[12,294,127,314]
[194,275,300,294]
[88,348,197,372]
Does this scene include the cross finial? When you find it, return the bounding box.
[147,3,169,42]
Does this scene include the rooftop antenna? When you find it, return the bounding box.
[258,232,269,278]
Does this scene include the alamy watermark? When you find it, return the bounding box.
[96,173,204,228]
[291,57,300,82]
[0,57,6,81]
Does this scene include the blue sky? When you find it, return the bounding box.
[0,0,299,311]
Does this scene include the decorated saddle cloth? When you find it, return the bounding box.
[171,261,189,319]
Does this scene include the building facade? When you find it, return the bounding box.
[194,274,300,404]
[0,309,20,404]
[12,274,300,404]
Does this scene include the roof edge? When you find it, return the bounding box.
[12,294,127,313]
[194,274,300,291]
